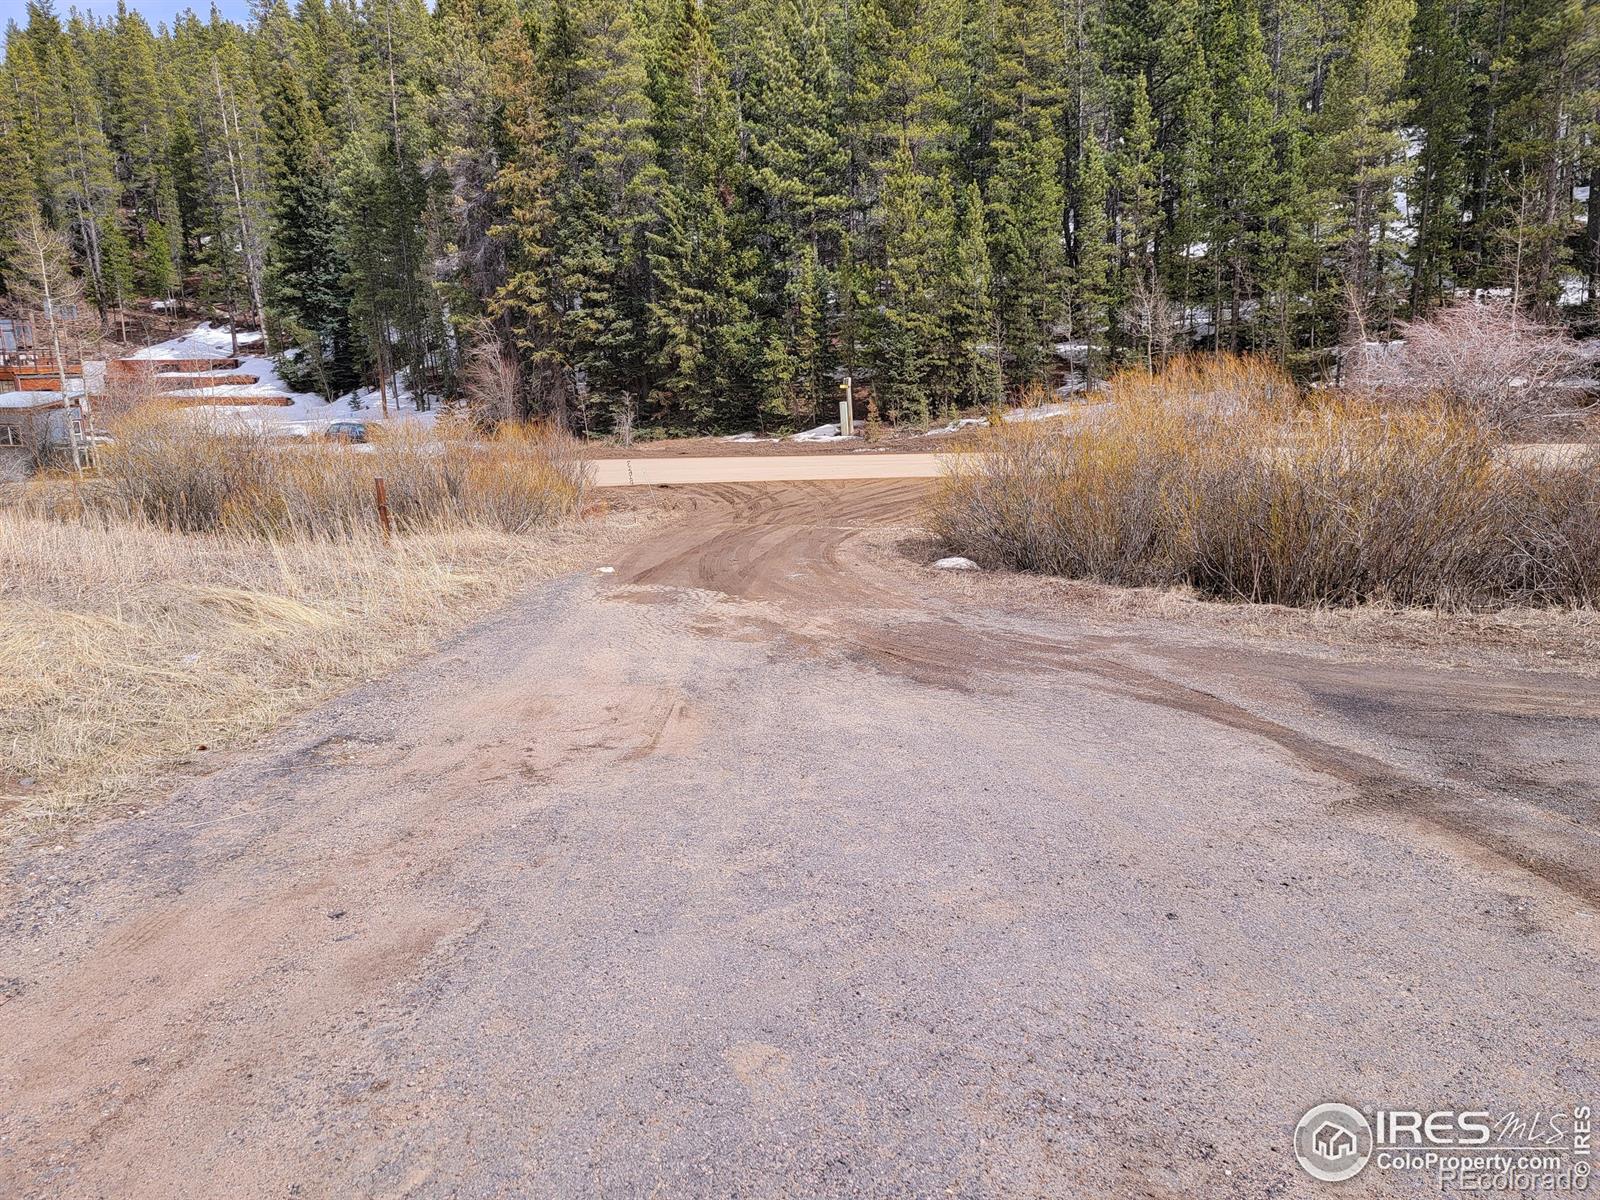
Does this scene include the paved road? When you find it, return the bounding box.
[2,482,1597,1198]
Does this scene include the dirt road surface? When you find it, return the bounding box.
[3,481,1597,1198]
[587,444,1595,486]
[588,453,954,486]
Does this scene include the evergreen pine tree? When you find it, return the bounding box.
[949,180,1002,409]
[262,62,359,398]
[542,0,663,431]
[1404,0,1469,314]
[106,2,181,299]
[0,54,41,294]
[866,137,949,425]
[1075,132,1113,381]
[742,0,847,423]
[1486,0,1592,312]
[49,20,122,316]
[986,0,1067,389]
[428,0,516,324]
[1312,0,1416,343]
[647,0,759,431]
[1204,0,1278,349]
[1115,72,1164,366]
[488,0,561,418]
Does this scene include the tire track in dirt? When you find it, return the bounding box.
[3,478,1597,1198]
[0,647,716,1197]
[611,481,1600,911]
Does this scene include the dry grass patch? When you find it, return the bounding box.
[0,509,633,833]
[1,413,622,834]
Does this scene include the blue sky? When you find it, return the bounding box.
[1,0,253,31]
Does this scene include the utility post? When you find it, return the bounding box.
[838,376,854,438]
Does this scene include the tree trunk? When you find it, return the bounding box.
[1586,164,1600,305]
[212,62,268,343]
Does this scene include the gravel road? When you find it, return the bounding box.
[2,480,1596,1199]
[587,453,954,486]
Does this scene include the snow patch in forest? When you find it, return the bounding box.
[924,416,989,435]
[129,322,263,360]
[791,422,858,442]
[127,323,438,434]
[1006,402,1075,422]
[922,401,1089,435]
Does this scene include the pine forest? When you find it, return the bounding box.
[1,0,1597,433]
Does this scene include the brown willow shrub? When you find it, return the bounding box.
[932,355,1600,609]
[94,405,279,532]
[88,406,588,538]
[1347,299,1594,433]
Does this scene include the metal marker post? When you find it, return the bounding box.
[374,476,393,538]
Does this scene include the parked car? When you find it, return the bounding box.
[324,420,370,444]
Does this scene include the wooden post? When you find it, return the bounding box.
[374,476,393,538]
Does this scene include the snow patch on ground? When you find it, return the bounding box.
[923,402,1083,435]
[791,422,858,442]
[924,416,990,436]
[129,321,263,360]
[722,431,782,443]
[933,556,979,571]
[1007,402,1074,422]
[126,323,438,434]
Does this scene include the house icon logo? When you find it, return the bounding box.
[1314,1121,1356,1159]
[1294,1103,1373,1182]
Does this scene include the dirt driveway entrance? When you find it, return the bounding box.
[3,481,1596,1198]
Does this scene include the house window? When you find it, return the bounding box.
[0,424,21,447]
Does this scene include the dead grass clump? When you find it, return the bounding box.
[2,409,613,831]
[933,355,1600,609]
[85,407,587,537]
[1106,352,1298,418]
[0,507,626,830]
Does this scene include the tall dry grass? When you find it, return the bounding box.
[933,355,1600,609]
[0,510,624,830]
[1,408,603,830]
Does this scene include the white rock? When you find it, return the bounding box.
[596,566,615,574]
[933,556,979,571]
